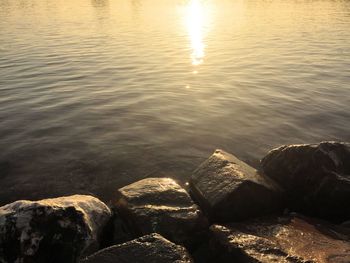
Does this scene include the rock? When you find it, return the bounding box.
[189,149,283,222]
[342,220,350,228]
[210,215,350,263]
[80,233,193,263]
[110,208,133,245]
[0,195,112,263]
[261,141,350,221]
[113,177,208,247]
[191,238,217,263]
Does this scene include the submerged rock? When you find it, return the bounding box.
[261,141,350,220]
[0,195,112,263]
[210,215,350,263]
[190,150,283,222]
[113,177,208,247]
[80,233,193,263]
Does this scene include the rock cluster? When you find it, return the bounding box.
[0,141,349,263]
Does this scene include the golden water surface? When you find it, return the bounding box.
[0,0,349,203]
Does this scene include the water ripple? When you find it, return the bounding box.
[0,0,349,204]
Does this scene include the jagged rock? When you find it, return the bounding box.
[210,215,350,263]
[189,149,283,222]
[0,195,112,263]
[80,233,193,263]
[113,178,208,247]
[261,141,350,220]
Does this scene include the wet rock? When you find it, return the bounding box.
[210,215,350,263]
[80,233,193,263]
[190,149,283,222]
[113,177,208,247]
[261,141,350,220]
[0,195,112,263]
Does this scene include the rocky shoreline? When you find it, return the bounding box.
[1,141,349,262]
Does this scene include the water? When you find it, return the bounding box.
[0,0,349,205]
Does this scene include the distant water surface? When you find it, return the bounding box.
[0,0,349,204]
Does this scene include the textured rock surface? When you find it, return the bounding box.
[190,149,283,222]
[0,195,112,263]
[261,141,350,220]
[80,233,193,263]
[113,178,208,246]
[210,215,350,263]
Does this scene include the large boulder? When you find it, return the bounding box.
[0,195,112,263]
[210,214,350,263]
[113,178,208,247]
[80,233,193,263]
[261,141,350,220]
[190,150,283,222]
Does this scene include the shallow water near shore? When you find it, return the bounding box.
[0,0,349,205]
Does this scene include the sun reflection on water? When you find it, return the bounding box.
[186,0,211,66]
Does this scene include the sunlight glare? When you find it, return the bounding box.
[186,0,210,66]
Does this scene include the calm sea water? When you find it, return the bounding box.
[0,0,349,205]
